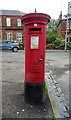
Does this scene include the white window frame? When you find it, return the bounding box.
[17,19,21,26]
[67,21,69,29]
[0,31,2,40]
[70,21,71,29]
[7,32,12,40]
[0,18,2,26]
[16,32,22,41]
[6,18,11,26]
[69,34,71,42]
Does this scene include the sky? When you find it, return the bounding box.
[0,0,70,19]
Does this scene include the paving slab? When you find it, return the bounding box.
[2,82,54,119]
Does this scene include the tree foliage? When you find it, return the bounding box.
[47,19,58,29]
[46,19,63,46]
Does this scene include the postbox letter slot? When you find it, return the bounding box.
[29,28,41,31]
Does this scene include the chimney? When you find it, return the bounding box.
[58,11,62,22]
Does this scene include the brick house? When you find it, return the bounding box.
[57,12,71,43]
[57,2,71,43]
[0,10,25,42]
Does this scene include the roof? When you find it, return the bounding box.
[0,10,25,16]
[57,19,65,27]
[57,17,71,27]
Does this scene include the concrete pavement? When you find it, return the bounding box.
[1,50,54,119]
[1,50,71,119]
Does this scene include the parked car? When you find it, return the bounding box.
[0,40,19,52]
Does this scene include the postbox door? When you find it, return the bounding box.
[25,26,46,83]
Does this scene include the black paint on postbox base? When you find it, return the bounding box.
[24,82,45,105]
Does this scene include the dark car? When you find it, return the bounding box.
[0,40,19,52]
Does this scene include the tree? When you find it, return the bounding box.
[46,29,61,44]
[47,19,58,29]
[46,19,63,48]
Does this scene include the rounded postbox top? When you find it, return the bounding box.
[21,13,51,25]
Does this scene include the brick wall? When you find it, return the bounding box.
[57,20,66,38]
[57,19,71,42]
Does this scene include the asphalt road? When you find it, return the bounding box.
[1,50,54,119]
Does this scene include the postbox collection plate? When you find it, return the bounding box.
[30,36,39,49]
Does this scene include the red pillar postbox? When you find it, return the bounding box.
[21,13,51,104]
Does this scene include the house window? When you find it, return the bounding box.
[6,18,11,26]
[16,32,22,41]
[67,21,69,29]
[70,21,71,29]
[70,34,71,42]
[0,18,2,26]
[0,31,2,40]
[70,37,71,42]
[7,32,12,40]
[17,19,21,26]
[67,37,68,42]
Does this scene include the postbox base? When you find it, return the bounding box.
[24,82,45,105]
